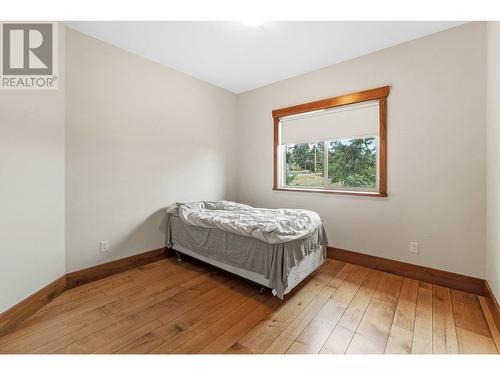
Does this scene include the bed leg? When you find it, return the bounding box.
[209,268,214,276]
[174,251,183,262]
[258,286,265,295]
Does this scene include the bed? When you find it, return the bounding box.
[165,201,328,299]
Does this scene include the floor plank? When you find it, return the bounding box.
[144,283,256,354]
[479,296,500,353]
[228,260,347,354]
[197,296,280,354]
[95,278,247,353]
[31,269,218,353]
[52,272,227,354]
[432,285,459,354]
[385,278,418,354]
[0,258,497,355]
[171,293,277,354]
[320,269,383,354]
[451,290,491,337]
[346,273,403,354]
[0,259,202,349]
[264,263,356,354]
[411,282,433,354]
[455,327,498,354]
[286,265,370,354]
[27,260,189,324]
[0,261,210,353]
[451,290,497,354]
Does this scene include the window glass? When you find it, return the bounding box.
[327,137,377,190]
[282,137,378,192]
[285,142,325,188]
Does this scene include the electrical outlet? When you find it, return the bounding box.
[409,241,419,254]
[99,240,110,252]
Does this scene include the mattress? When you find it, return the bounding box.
[167,215,327,298]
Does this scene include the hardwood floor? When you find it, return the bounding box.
[0,257,497,354]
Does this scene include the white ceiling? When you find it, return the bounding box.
[65,21,465,93]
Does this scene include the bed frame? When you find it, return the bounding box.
[169,242,326,297]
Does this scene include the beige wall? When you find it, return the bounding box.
[0,26,66,312]
[65,28,237,271]
[486,22,500,299]
[236,22,487,277]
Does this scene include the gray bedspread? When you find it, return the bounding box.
[166,201,328,298]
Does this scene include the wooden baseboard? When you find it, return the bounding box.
[327,246,485,296]
[66,247,168,289]
[0,275,66,336]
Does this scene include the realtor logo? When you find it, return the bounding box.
[1,22,58,89]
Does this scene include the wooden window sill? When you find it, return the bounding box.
[273,187,388,197]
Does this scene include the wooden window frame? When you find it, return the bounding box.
[272,86,390,197]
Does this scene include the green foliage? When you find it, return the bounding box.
[286,142,323,174]
[328,138,376,188]
[285,137,376,188]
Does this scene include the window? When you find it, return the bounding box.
[273,86,389,197]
